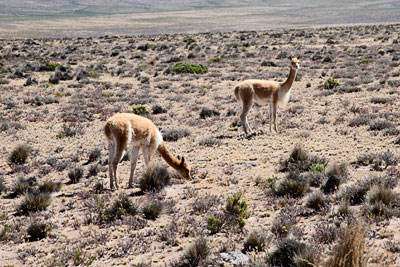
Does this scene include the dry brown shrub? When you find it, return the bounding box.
[327,222,366,267]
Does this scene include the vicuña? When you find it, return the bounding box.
[234,55,301,134]
[104,113,191,190]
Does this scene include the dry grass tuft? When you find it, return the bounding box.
[327,222,366,267]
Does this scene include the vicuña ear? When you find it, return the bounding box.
[177,155,181,160]
[297,55,302,59]
[288,55,293,60]
[180,157,185,165]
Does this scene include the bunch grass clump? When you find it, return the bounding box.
[38,180,61,193]
[9,144,31,165]
[305,190,326,210]
[68,167,84,184]
[142,200,163,220]
[139,165,171,192]
[243,231,267,252]
[184,237,209,266]
[27,219,52,241]
[280,144,327,173]
[327,222,366,267]
[273,172,309,198]
[104,193,138,222]
[19,192,51,214]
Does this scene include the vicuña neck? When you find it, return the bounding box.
[281,67,297,91]
[157,141,181,171]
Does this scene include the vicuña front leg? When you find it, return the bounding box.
[240,99,253,134]
[128,147,139,188]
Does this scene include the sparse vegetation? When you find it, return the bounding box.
[184,237,209,266]
[27,218,52,241]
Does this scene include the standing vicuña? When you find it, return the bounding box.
[104,113,191,190]
[234,55,301,134]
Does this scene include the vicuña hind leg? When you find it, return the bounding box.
[272,103,279,133]
[108,143,116,190]
[240,99,253,134]
[128,147,139,188]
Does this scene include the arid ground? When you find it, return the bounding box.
[0,21,400,266]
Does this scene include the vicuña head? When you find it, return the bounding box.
[104,113,191,190]
[234,55,301,134]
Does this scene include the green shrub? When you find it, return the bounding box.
[132,105,150,115]
[139,165,171,192]
[207,216,223,234]
[183,37,197,44]
[208,57,222,63]
[9,144,31,165]
[172,62,208,74]
[309,163,325,172]
[324,78,340,89]
[225,192,251,228]
[46,61,61,71]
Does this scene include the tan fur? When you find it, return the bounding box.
[234,56,301,133]
[105,113,191,190]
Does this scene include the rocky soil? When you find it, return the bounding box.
[0,23,400,266]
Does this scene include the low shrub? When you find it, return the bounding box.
[207,216,223,235]
[152,105,167,114]
[324,78,340,89]
[88,148,101,163]
[13,177,30,196]
[163,128,191,142]
[172,62,208,74]
[225,192,251,228]
[199,107,220,119]
[271,211,297,238]
[184,237,209,266]
[132,105,150,115]
[321,163,348,194]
